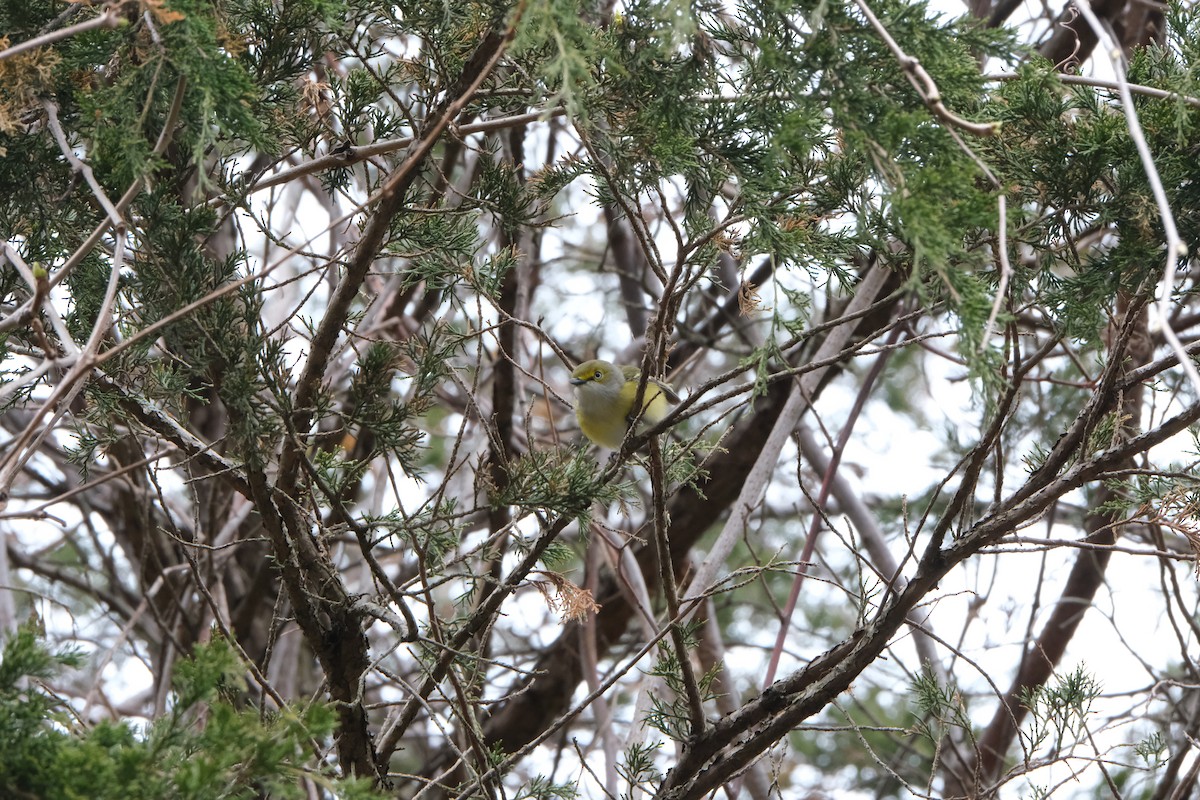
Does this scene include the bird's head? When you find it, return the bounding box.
[570,359,620,389]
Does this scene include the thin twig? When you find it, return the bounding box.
[852,0,1000,137]
[42,98,125,229]
[980,194,1012,351]
[649,435,707,738]
[0,235,125,503]
[0,75,187,336]
[985,71,1200,110]
[0,4,121,62]
[239,107,567,198]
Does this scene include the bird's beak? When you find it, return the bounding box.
[570,376,587,386]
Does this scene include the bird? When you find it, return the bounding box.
[569,359,680,449]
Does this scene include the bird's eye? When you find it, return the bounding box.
[594,370,602,379]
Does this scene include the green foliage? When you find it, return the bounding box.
[345,340,433,478]
[617,741,663,796]
[513,0,609,117]
[476,153,549,238]
[1018,664,1102,757]
[368,499,465,572]
[493,446,626,528]
[0,627,374,799]
[659,438,709,496]
[983,41,1200,349]
[1134,730,1167,768]
[911,666,973,743]
[394,209,487,295]
[643,623,720,741]
[512,774,581,800]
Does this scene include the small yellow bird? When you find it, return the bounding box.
[570,359,680,449]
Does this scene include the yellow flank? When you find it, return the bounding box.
[570,359,679,449]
